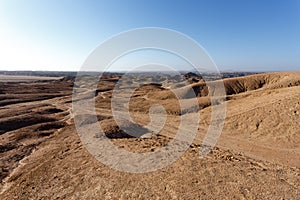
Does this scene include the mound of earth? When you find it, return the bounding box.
[0,72,299,199]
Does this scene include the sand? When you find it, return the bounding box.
[0,72,299,199]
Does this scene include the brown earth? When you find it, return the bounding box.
[0,72,299,199]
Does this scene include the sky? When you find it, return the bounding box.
[0,0,299,72]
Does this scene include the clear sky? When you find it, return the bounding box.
[0,0,299,72]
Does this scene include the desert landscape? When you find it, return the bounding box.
[1,0,299,199]
[0,71,299,199]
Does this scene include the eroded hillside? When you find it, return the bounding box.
[0,72,299,199]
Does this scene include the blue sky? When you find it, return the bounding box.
[0,0,299,71]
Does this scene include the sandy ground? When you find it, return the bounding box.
[0,75,62,82]
[0,72,299,199]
